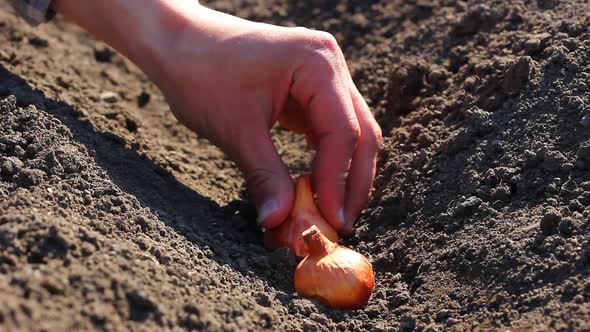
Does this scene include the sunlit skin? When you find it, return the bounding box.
[52,0,382,234]
[294,226,374,309]
[263,175,339,257]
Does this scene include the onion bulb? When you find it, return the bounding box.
[263,175,339,257]
[294,225,375,309]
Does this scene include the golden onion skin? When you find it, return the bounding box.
[294,226,375,309]
[263,175,339,257]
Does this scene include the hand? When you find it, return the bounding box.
[53,0,382,235]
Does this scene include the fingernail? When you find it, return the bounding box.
[257,199,279,226]
[338,207,346,228]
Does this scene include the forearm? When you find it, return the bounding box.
[52,0,266,85]
[52,0,197,82]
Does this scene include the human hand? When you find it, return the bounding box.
[53,0,382,235]
[156,4,381,234]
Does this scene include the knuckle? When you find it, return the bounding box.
[299,30,342,61]
[361,122,383,154]
[373,124,384,150]
[245,167,279,189]
[342,121,361,145]
[312,31,340,53]
[288,29,344,79]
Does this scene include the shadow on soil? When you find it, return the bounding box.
[0,64,297,293]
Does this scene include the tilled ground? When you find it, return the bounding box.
[0,1,590,331]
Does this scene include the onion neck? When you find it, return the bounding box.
[302,226,336,257]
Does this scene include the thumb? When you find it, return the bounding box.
[232,128,294,230]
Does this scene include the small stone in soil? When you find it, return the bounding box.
[16,169,44,188]
[455,196,482,216]
[491,186,511,201]
[503,56,533,96]
[288,298,316,317]
[0,157,21,176]
[28,36,49,48]
[100,91,119,103]
[94,47,115,63]
[435,309,451,321]
[137,92,151,108]
[540,210,561,235]
[254,292,272,307]
[558,218,574,237]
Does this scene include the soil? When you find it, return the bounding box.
[1,0,590,331]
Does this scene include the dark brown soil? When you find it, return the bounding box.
[1,0,590,331]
